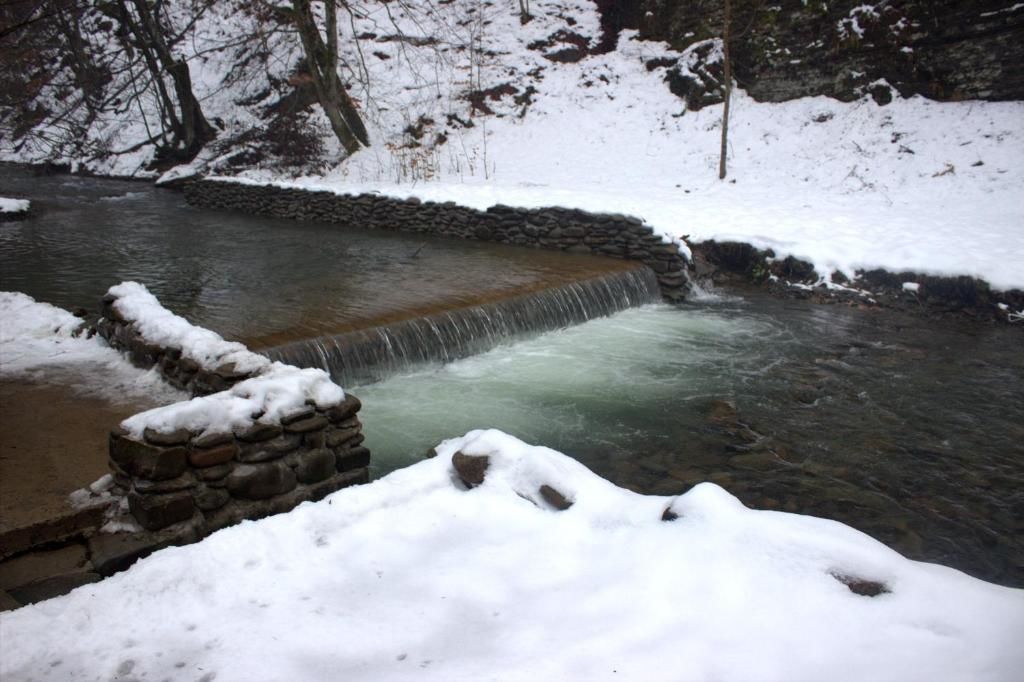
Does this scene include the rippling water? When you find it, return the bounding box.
[356,291,1024,586]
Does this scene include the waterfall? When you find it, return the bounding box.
[263,265,661,385]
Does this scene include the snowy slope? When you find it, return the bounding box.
[2,429,1022,681]
[4,0,1022,289]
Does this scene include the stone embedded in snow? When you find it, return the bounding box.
[452,451,489,488]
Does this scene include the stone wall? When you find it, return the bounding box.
[183,180,691,301]
[0,287,371,611]
[95,293,256,395]
[108,394,368,535]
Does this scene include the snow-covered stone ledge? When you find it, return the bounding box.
[109,376,367,533]
[183,178,691,301]
[92,283,370,534]
[96,282,271,394]
[0,197,30,221]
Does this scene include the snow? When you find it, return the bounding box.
[104,281,346,437]
[1,429,1021,681]
[0,197,29,213]
[902,281,920,292]
[120,363,344,439]
[5,1,1023,292]
[108,281,270,374]
[229,14,1024,293]
[0,291,184,406]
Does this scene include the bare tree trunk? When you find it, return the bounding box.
[292,0,369,156]
[127,0,214,156]
[719,0,732,180]
[518,0,531,24]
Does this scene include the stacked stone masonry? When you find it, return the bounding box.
[184,180,691,301]
[108,394,369,535]
[96,293,256,394]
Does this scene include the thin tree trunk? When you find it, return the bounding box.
[719,0,732,180]
[292,0,368,156]
[129,0,214,155]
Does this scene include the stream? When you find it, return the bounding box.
[2,165,1021,587]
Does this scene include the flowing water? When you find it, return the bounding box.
[3,166,1021,587]
[354,290,1024,587]
[0,164,640,348]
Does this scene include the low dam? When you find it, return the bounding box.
[1,165,1022,596]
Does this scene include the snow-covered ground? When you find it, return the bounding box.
[5,1,1021,291]
[1,429,1022,681]
[0,197,29,214]
[220,4,1024,292]
[0,291,183,406]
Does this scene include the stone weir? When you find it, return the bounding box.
[264,264,662,386]
[183,179,691,301]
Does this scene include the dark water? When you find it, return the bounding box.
[3,166,1022,587]
[0,164,636,348]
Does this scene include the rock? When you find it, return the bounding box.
[143,427,191,446]
[293,449,336,484]
[283,415,328,434]
[325,394,362,422]
[325,425,361,448]
[133,472,196,493]
[830,572,890,597]
[235,422,282,442]
[0,590,20,612]
[214,361,249,380]
[452,452,489,488]
[192,431,233,449]
[195,462,234,482]
[539,484,573,511]
[226,462,297,500]
[110,433,188,481]
[0,544,89,591]
[192,486,231,511]
[707,399,739,425]
[7,571,101,606]
[336,446,371,473]
[128,490,195,531]
[189,441,239,468]
[280,406,316,425]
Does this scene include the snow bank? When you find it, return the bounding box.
[108,281,270,374]
[0,291,183,405]
[0,197,29,213]
[119,363,344,439]
[2,429,1021,681]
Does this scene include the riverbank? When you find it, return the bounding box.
[2,429,1022,681]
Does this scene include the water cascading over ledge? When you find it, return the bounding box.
[263,265,662,385]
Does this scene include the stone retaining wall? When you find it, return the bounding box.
[0,288,371,611]
[184,180,691,301]
[95,293,256,395]
[109,394,368,535]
